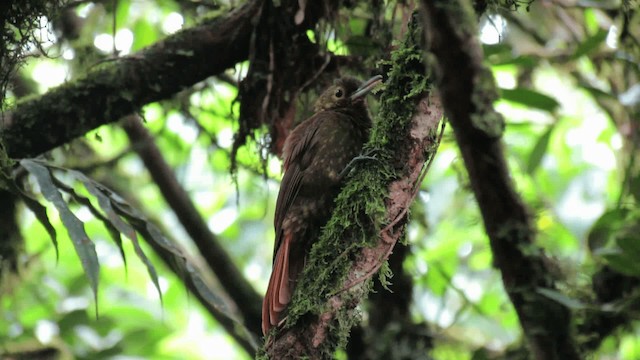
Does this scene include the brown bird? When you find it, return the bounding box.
[262,75,383,335]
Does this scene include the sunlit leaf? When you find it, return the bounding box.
[483,43,511,58]
[537,288,586,310]
[107,196,254,341]
[20,159,100,305]
[526,125,555,175]
[500,88,560,112]
[572,28,608,59]
[588,208,629,253]
[132,19,158,51]
[115,0,132,32]
[75,173,163,305]
[580,84,615,100]
[51,175,128,270]
[494,55,538,68]
[14,185,59,261]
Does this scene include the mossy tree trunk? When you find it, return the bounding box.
[261,16,444,359]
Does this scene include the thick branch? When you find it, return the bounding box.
[420,1,580,359]
[121,116,263,337]
[0,0,261,158]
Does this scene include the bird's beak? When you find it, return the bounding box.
[350,75,383,100]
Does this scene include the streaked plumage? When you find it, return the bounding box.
[262,76,381,335]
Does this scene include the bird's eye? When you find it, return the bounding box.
[334,88,344,98]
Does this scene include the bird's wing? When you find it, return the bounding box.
[263,112,343,334]
[272,113,326,256]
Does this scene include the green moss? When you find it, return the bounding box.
[470,68,505,138]
[0,141,14,191]
[271,14,433,355]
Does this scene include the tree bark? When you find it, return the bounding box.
[420,1,580,359]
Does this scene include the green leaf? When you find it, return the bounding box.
[76,177,256,345]
[75,172,163,305]
[132,19,158,51]
[483,43,511,58]
[494,55,538,68]
[617,235,640,259]
[537,288,586,310]
[573,28,608,59]
[58,309,90,333]
[500,88,560,112]
[526,125,555,174]
[20,160,100,304]
[114,202,246,322]
[588,208,629,253]
[580,85,615,100]
[115,0,131,33]
[51,174,127,270]
[603,251,640,277]
[14,185,59,261]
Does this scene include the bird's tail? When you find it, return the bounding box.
[262,233,292,335]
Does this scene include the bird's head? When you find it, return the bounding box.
[313,75,382,112]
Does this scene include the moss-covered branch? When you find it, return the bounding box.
[262,17,443,359]
[0,1,261,158]
[419,1,580,359]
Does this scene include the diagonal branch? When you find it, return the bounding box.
[0,0,261,158]
[419,1,580,359]
[121,115,263,337]
[93,173,258,357]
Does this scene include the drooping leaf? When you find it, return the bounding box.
[588,208,629,253]
[494,55,538,68]
[109,197,244,325]
[537,288,586,310]
[572,28,608,59]
[20,159,100,304]
[483,43,512,58]
[132,18,158,51]
[579,84,615,100]
[500,88,560,112]
[526,125,555,175]
[602,251,640,277]
[51,175,127,270]
[617,234,640,259]
[13,183,59,261]
[76,174,163,305]
[115,0,132,33]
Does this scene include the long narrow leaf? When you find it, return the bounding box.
[111,199,237,319]
[75,175,163,304]
[573,28,608,59]
[526,125,555,175]
[52,175,127,271]
[13,185,59,261]
[20,159,100,304]
[500,88,560,112]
